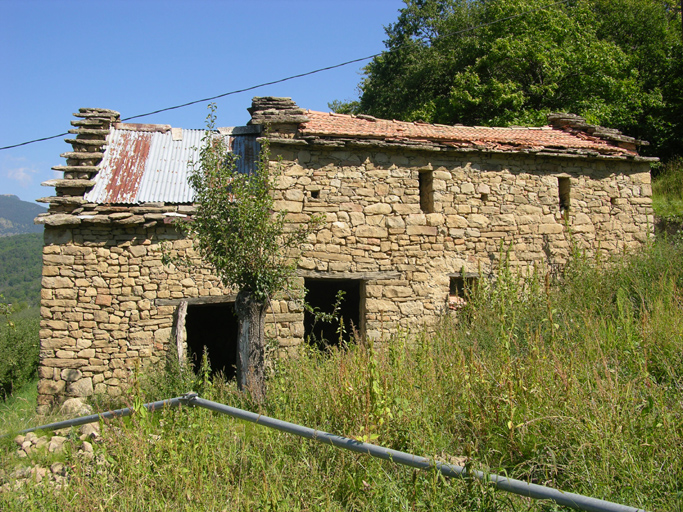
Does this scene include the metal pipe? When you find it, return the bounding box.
[186,394,647,512]
[4,393,647,512]
[11,396,188,436]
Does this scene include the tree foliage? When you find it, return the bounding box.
[0,301,39,399]
[185,104,319,303]
[344,0,682,160]
[182,104,321,399]
[0,233,43,308]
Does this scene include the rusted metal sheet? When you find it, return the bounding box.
[86,125,260,205]
[137,129,203,204]
[86,129,153,204]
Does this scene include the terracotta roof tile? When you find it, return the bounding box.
[299,111,637,157]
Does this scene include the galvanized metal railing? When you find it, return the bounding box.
[9,393,647,512]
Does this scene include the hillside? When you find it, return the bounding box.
[0,195,45,237]
[0,233,43,307]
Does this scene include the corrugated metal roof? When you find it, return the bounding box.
[86,124,260,204]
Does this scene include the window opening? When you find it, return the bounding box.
[449,274,478,311]
[310,189,320,199]
[480,193,489,202]
[185,302,239,379]
[419,170,434,213]
[558,177,570,219]
[304,278,363,349]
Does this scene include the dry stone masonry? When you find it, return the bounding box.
[35,98,655,412]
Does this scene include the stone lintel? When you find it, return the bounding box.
[297,270,402,281]
[155,294,237,306]
[447,272,482,278]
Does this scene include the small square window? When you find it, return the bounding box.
[448,274,478,310]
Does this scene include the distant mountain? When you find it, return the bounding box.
[0,195,46,236]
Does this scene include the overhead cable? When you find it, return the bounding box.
[0,0,571,152]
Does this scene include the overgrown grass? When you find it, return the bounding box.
[653,157,683,219]
[0,378,38,436]
[1,240,682,510]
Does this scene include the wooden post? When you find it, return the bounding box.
[176,300,188,368]
[235,290,267,402]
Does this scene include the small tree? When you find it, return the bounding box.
[184,104,319,401]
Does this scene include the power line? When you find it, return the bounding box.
[121,56,375,122]
[0,0,571,152]
[0,132,70,151]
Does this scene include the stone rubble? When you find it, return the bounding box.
[2,421,103,493]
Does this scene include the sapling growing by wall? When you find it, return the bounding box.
[184,104,321,401]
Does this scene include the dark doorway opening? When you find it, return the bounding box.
[304,278,363,349]
[185,302,238,380]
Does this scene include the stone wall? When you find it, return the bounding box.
[37,223,303,414]
[269,143,653,340]
[36,115,653,411]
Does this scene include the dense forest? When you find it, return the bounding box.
[0,233,43,308]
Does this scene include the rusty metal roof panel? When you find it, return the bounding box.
[85,128,154,204]
[136,128,203,204]
[86,125,260,205]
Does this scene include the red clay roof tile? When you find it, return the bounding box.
[299,111,636,157]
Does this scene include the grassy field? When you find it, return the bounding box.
[1,240,682,510]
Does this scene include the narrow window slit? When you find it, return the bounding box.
[558,177,570,220]
[419,170,434,213]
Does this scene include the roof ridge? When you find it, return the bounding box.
[114,122,171,133]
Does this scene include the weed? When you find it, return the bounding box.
[1,239,682,510]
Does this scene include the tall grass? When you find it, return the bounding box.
[1,240,682,510]
[653,157,683,219]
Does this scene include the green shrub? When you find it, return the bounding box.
[0,303,40,399]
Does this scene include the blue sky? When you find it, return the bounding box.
[0,0,404,204]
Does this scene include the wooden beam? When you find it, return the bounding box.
[447,272,481,279]
[155,294,237,307]
[296,270,402,280]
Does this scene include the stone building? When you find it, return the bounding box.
[34,97,655,412]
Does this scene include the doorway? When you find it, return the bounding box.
[185,302,239,379]
[304,278,363,349]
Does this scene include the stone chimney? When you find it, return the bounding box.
[37,108,120,215]
[247,97,309,137]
